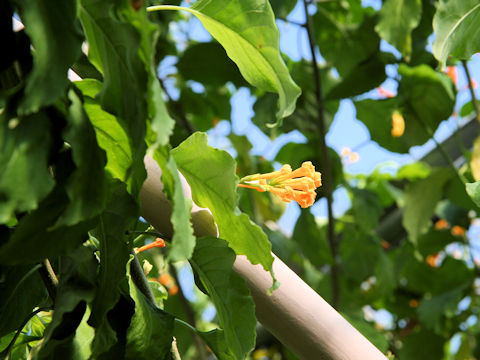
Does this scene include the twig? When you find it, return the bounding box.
[461,60,480,123]
[158,77,195,135]
[302,0,340,308]
[38,259,58,300]
[169,264,208,360]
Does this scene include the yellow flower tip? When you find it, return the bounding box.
[314,172,321,187]
[391,111,405,138]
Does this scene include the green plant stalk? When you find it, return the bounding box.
[38,259,58,301]
[302,0,340,309]
[462,60,480,123]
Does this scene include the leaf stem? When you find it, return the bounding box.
[38,259,58,301]
[461,60,480,123]
[302,0,340,309]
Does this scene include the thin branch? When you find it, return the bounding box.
[169,264,208,360]
[158,77,195,135]
[38,259,58,300]
[302,0,340,309]
[461,60,480,123]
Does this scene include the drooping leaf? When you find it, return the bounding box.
[79,0,149,198]
[0,265,47,338]
[55,88,107,227]
[125,257,174,360]
[0,111,54,224]
[177,42,247,88]
[292,210,333,267]
[190,237,256,360]
[375,0,422,61]
[16,0,83,113]
[88,181,138,329]
[36,245,97,359]
[197,329,234,360]
[150,146,195,262]
[172,132,276,284]
[403,168,451,242]
[149,0,301,121]
[432,0,480,69]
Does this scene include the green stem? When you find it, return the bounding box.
[461,60,480,123]
[38,259,58,301]
[302,0,340,309]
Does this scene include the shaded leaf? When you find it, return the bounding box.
[403,168,451,242]
[398,328,445,360]
[292,210,332,266]
[432,0,480,69]
[0,112,54,223]
[375,0,422,60]
[349,188,383,232]
[16,0,82,113]
[466,180,480,208]
[190,237,256,360]
[172,133,276,284]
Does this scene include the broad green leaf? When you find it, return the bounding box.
[375,0,422,61]
[398,64,455,132]
[79,0,149,198]
[172,133,276,284]
[269,0,297,18]
[151,146,195,262]
[16,0,83,113]
[403,168,451,242]
[149,1,301,121]
[125,257,174,360]
[75,79,133,189]
[349,188,383,232]
[0,186,94,265]
[417,286,466,332]
[197,329,234,360]
[432,0,480,69]
[55,88,107,227]
[292,210,333,267]
[88,181,138,328]
[177,42,247,88]
[0,265,47,338]
[416,228,456,258]
[398,328,445,360]
[0,112,54,224]
[36,245,97,359]
[190,237,256,360]
[460,100,475,117]
[466,180,480,207]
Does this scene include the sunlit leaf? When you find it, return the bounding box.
[433,0,480,69]
[149,0,301,121]
[172,132,276,285]
[190,237,256,360]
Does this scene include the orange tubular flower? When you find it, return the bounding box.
[451,225,466,237]
[135,237,166,253]
[238,162,322,208]
[434,219,449,230]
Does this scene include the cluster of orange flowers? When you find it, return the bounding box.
[434,219,466,237]
[238,161,322,208]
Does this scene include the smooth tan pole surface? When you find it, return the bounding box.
[141,156,387,360]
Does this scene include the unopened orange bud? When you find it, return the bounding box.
[426,253,440,268]
[451,225,466,237]
[168,284,179,296]
[391,111,405,137]
[158,273,173,286]
[409,299,419,308]
[434,219,449,230]
[446,66,458,85]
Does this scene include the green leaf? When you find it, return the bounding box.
[177,42,247,88]
[151,146,195,262]
[75,79,134,190]
[417,228,457,258]
[460,100,475,117]
[0,112,54,224]
[398,328,445,360]
[375,0,422,60]
[433,0,480,69]
[55,88,107,227]
[172,133,276,284]
[88,181,138,329]
[349,188,383,232]
[398,64,455,132]
[0,265,47,338]
[292,210,333,266]
[466,181,480,207]
[190,237,256,360]
[79,0,149,198]
[269,0,297,18]
[36,245,97,359]
[16,0,83,113]
[403,168,451,242]
[149,1,301,121]
[125,257,174,360]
